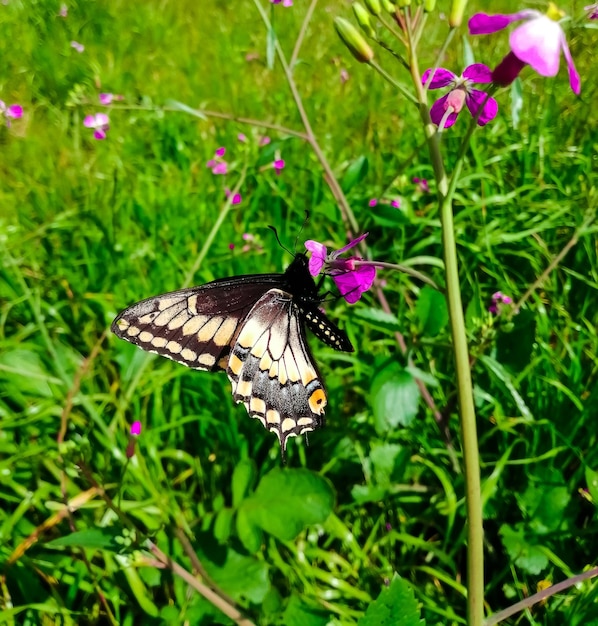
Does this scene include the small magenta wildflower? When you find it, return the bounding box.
[413,177,430,193]
[340,68,350,84]
[273,159,285,174]
[229,243,235,250]
[305,233,376,304]
[225,188,242,205]
[586,4,598,19]
[259,136,271,146]
[488,291,513,315]
[368,198,378,207]
[99,93,123,105]
[130,421,142,436]
[59,3,67,17]
[126,421,142,459]
[271,0,293,5]
[423,64,498,129]
[390,199,400,208]
[84,113,109,139]
[242,233,254,241]
[0,100,23,126]
[237,133,247,142]
[70,40,84,53]
[206,147,228,175]
[469,5,580,94]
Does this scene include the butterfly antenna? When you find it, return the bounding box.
[267,225,293,256]
[293,210,310,252]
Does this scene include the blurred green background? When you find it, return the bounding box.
[1,1,597,624]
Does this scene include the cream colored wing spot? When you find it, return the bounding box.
[126,325,140,337]
[157,297,181,311]
[166,310,191,330]
[198,353,217,367]
[301,367,317,385]
[166,341,182,354]
[297,417,313,427]
[181,348,197,362]
[284,354,300,383]
[186,295,198,312]
[250,332,269,358]
[268,361,279,379]
[182,315,210,336]
[229,353,244,376]
[153,306,180,327]
[217,355,229,369]
[117,319,130,330]
[236,317,263,349]
[259,352,273,372]
[266,409,281,425]
[235,379,253,398]
[281,417,296,433]
[197,316,223,343]
[138,312,158,324]
[139,331,154,343]
[151,336,168,348]
[278,363,288,385]
[249,397,266,415]
[213,317,238,347]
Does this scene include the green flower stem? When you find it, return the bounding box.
[369,59,418,104]
[406,19,483,626]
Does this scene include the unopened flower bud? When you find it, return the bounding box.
[423,0,436,11]
[352,3,376,38]
[380,0,395,11]
[396,0,411,7]
[334,17,375,63]
[448,0,467,27]
[492,51,527,87]
[364,0,382,16]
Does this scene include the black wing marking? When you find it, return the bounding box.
[227,289,328,453]
[111,277,284,371]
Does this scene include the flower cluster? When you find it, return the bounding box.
[305,234,376,304]
[488,291,513,315]
[0,100,23,127]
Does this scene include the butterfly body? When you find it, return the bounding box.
[111,254,353,453]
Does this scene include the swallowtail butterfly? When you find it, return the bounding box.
[111,253,353,454]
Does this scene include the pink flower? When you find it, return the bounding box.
[126,421,142,458]
[422,64,498,129]
[271,0,293,5]
[99,93,123,105]
[488,291,513,314]
[390,199,400,208]
[273,159,285,174]
[59,3,67,17]
[259,136,271,146]
[305,234,376,304]
[340,68,350,84]
[368,198,378,207]
[206,147,228,175]
[468,8,580,95]
[0,100,23,127]
[225,188,242,205]
[586,4,598,19]
[237,133,247,142]
[130,421,142,436]
[83,113,109,140]
[70,40,84,53]
[413,177,430,193]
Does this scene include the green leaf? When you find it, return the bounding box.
[232,458,257,507]
[238,468,335,541]
[341,155,369,193]
[351,484,388,504]
[370,443,406,487]
[358,575,424,626]
[282,595,331,626]
[236,505,263,554]
[496,309,536,372]
[499,523,548,575]
[585,466,598,505]
[371,362,421,432]
[518,470,570,533]
[415,286,448,337]
[45,528,125,551]
[354,308,402,333]
[0,348,58,398]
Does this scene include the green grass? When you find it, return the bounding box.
[1,1,598,624]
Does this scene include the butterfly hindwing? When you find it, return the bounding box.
[226,289,327,453]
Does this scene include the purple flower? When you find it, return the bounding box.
[0,100,23,127]
[237,133,247,142]
[83,113,109,140]
[70,40,84,53]
[368,198,378,207]
[130,421,142,436]
[390,199,400,208]
[586,4,598,19]
[126,421,142,459]
[271,0,293,5]
[468,8,580,95]
[305,233,376,304]
[273,159,285,174]
[488,291,513,315]
[206,147,228,175]
[422,64,498,129]
[99,92,123,105]
[259,136,271,146]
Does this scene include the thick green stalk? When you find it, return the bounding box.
[404,17,484,626]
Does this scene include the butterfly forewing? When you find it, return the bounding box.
[226,289,327,453]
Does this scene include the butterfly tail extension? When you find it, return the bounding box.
[227,289,327,455]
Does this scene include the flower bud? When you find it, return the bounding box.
[423,0,436,11]
[364,0,382,16]
[448,0,467,27]
[380,0,395,11]
[492,51,527,87]
[396,0,411,7]
[334,17,375,63]
[352,3,376,38]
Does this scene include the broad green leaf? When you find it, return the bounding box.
[415,285,448,337]
[283,595,331,626]
[585,466,598,505]
[238,468,334,541]
[341,155,369,192]
[236,505,263,553]
[371,362,420,432]
[499,523,548,575]
[518,470,570,533]
[496,309,536,372]
[351,484,388,504]
[358,575,424,626]
[370,443,406,487]
[214,507,234,543]
[232,458,257,507]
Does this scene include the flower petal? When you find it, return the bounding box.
[465,89,498,126]
[462,63,492,84]
[560,34,581,94]
[335,232,369,255]
[509,16,561,77]
[6,105,23,119]
[333,265,376,304]
[468,11,537,35]
[422,67,456,89]
[304,240,327,276]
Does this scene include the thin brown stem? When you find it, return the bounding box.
[290,0,319,70]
